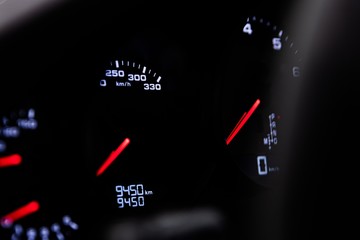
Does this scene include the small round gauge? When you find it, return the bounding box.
[218,15,302,188]
[0,105,84,240]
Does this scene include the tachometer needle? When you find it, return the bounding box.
[0,201,40,227]
[0,154,22,168]
[226,99,260,145]
[96,138,131,177]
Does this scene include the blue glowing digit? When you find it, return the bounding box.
[123,198,131,206]
[115,185,123,197]
[122,185,130,196]
[117,197,124,208]
[136,184,144,195]
[129,185,137,196]
[138,196,145,206]
[131,197,138,207]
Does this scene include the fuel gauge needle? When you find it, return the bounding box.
[0,201,40,227]
[96,138,130,177]
[226,99,260,145]
[0,154,22,168]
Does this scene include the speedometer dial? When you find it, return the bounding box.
[85,28,220,238]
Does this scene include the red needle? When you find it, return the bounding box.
[227,112,247,143]
[96,138,130,176]
[226,99,261,145]
[0,154,22,168]
[0,201,40,226]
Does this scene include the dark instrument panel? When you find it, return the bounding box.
[1,0,358,240]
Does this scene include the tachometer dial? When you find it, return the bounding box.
[219,15,302,187]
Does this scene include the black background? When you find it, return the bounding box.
[1,0,359,239]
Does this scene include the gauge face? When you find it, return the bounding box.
[0,105,84,240]
[219,15,302,187]
[85,30,220,237]
[89,39,176,218]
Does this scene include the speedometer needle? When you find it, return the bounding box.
[96,138,131,177]
[0,154,22,168]
[226,99,260,145]
[0,201,40,227]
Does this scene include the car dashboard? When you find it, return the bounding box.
[0,0,358,240]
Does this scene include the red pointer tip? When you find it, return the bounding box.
[226,99,261,145]
[96,138,130,177]
[0,154,22,168]
[1,201,40,227]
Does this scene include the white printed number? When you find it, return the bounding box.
[128,74,146,81]
[272,38,282,50]
[105,70,125,77]
[144,83,161,91]
[243,23,253,35]
[292,66,300,77]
